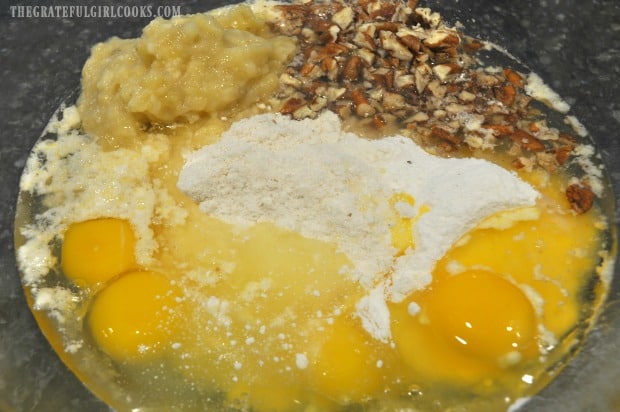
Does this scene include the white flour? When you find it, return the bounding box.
[178,112,539,341]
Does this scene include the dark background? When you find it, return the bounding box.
[1,0,619,411]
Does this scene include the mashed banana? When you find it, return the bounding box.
[78,4,296,146]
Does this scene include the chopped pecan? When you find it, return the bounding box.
[382,91,406,110]
[512,156,534,171]
[558,132,577,145]
[475,72,501,88]
[503,68,524,88]
[432,63,459,81]
[332,6,355,30]
[566,183,594,214]
[375,22,401,32]
[423,30,460,49]
[369,2,396,20]
[427,80,446,98]
[292,105,318,120]
[528,122,540,133]
[398,34,422,53]
[414,63,432,93]
[509,130,545,151]
[343,55,364,82]
[380,30,414,61]
[307,15,333,36]
[373,114,388,128]
[431,126,460,145]
[482,123,514,136]
[536,151,559,172]
[300,62,317,76]
[272,0,592,195]
[357,48,376,65]
[321,56,339,80]
[555,145,574,165]
[350,89,376,117]
[316,42,349,58]
[395,73,415,89]
[495,84,516,106]
[280,97,306,114]
[462,39,483,53]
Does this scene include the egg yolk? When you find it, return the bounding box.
[87,270,183,362]
[389,193,429,256]
[308,317,383,404]
[390,193,416,255]
[61,218,136,286]
[424,270,537,362]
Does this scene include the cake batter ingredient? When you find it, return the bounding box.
[88,270,184,362]
[78,4,296,146]
[61,218,136,287]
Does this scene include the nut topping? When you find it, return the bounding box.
[269,0,600,211]
[566,183,594,214]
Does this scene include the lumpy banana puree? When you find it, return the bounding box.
[15,1,615,412]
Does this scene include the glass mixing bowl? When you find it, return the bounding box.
[1,0,618,411]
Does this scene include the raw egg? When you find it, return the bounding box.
[424,269,537,362]
[61,218,136,287]
[87,270,184,362]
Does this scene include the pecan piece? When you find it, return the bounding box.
[398,34,422,53]
[369,2,396,20]
[372,114,388,128]
[566,183,594,214]
[380,30,414,61]
[350,89,376,117]
[555,145,574,165]
[431,126,460,145]
[280,97,306,115]
[482,124,514,136]
[495,84,516,106]
[462,39,483,53]
[343,55,364,82]
[503,68,524,88]
[509,130,545,151]
[423,30,460,49]
[382,91,406,110]
[332,6,355,30]
[316,42,349,59]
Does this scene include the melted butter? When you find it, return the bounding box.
[162,220,366,410]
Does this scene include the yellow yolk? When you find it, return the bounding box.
[87,270,183,362]
[391,300,499,385]
[424,270,537,361]
[391,271,537,387]
[61,218,136,286]
[389,193,429,256]
[308,317,383,404]
[390,193,416,255]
